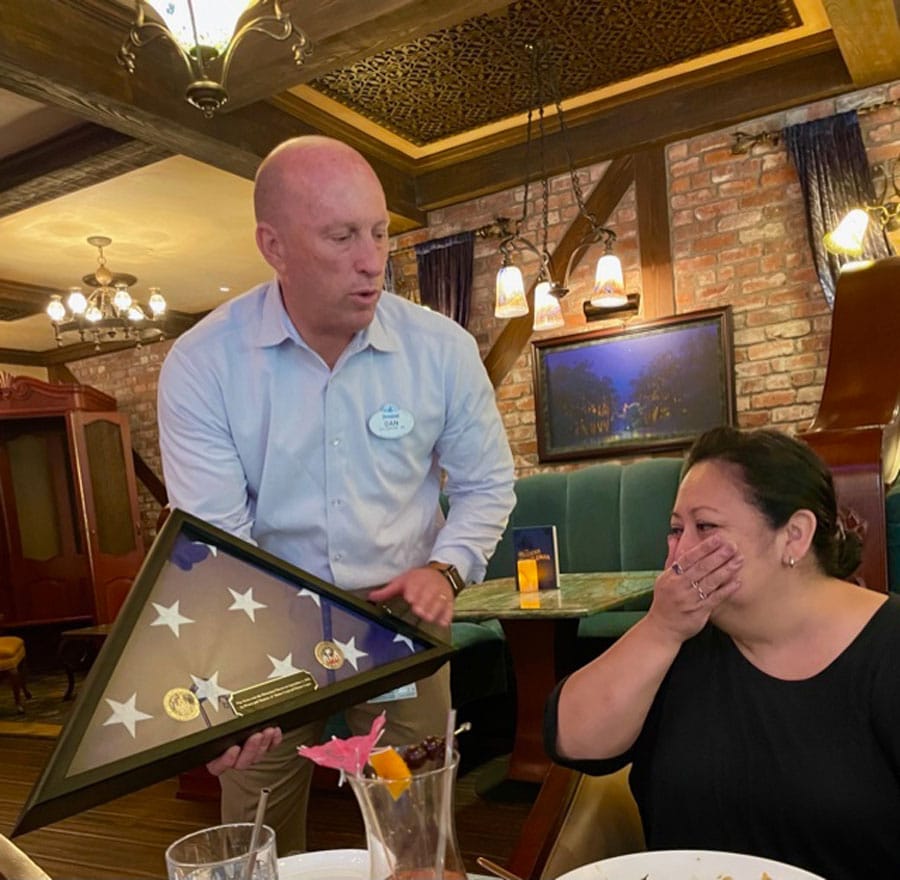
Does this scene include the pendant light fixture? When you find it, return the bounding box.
[492,41,629,330]
[118,1,310,117]
[46,236,167,349]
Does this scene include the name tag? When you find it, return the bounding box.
[368,404,414,439]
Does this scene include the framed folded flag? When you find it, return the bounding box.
[14,509,454,835]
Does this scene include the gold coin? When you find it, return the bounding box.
[163,687,200,721]
[314,640,344,670]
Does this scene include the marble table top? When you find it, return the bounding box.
[453,570,658,620]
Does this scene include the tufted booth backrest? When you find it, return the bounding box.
[485,457,684,581]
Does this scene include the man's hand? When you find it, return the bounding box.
[367,567,455,626]
[206,726,283,776]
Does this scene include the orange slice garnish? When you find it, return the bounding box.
[369,746,412,799]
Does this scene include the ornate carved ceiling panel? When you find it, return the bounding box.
[309,0,801,145]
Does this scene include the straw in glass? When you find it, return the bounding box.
[433,708,456,880]
[241,786,270,880]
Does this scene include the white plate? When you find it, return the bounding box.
[556,849,825,880]
[277,848,369,880]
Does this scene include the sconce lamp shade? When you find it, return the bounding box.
[495,265,529,318]
[532,281,565,331]
[590,253,627,307]
[145,0,251,55]
[823,208,870,257]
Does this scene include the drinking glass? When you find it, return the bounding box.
[348,748,467,880]
[165,822,278,880]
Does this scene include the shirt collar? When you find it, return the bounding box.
[255,279,296,348]
[254,281,400,354]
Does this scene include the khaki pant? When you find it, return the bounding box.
[219,603,451,856]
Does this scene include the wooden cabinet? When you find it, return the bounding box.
[0,373,145,625]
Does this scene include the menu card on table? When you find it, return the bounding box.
[513,525,560,592]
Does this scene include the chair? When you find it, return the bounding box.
[0,635,31,713]
[506,763,645,880]
[0,833,51,880]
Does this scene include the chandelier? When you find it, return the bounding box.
[823,152,900,258]
[118,1,311,117]
[46,237,167,349]
[491,42,631,332]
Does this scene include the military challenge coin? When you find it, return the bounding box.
[163,687,201,722]
[314,640,345,670]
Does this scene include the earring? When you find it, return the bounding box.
[783,555,796,568]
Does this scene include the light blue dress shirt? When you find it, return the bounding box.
[157,280,515,590]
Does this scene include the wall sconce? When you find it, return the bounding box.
[823,153,900,258]
[488,42,630,331]
[118,1,311,117]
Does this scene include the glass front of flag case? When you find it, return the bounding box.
[15,510,453,835]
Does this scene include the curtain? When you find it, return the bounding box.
[384,254,397,294]
[784,110,892,307]
[414,231,475,327]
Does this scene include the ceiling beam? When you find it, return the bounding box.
[415,42,854,211]
[634,146,674,320]
[0,122,170,219]
[822,0,900,86]
[0,1,425,227]
[225,0,516,109]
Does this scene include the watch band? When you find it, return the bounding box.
[428,561,466,597]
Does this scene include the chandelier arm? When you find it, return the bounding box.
[119,19,199,84]
[558,241,594,294]
[507,235,553,279]
[218,6,310,93]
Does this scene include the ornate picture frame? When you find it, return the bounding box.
[532,306,736,462]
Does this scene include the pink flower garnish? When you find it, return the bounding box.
[297,711,386,783]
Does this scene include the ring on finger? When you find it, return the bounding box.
[691,580,707,600]
[671,561,685,576]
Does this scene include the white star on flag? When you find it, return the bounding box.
[190,672,231,712]
[334,636,368,671]
[295,588,321,606]
[268,653,301,679]
[103,693,153,738]
[393,634,414,652]
[150,600,194,637]
[228,587,267,621]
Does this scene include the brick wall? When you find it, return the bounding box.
[65,79,900,533]
[394,79,900,475]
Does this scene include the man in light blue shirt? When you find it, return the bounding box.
[157,135,515,852]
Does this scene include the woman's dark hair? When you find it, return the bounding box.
[684,426,862,579]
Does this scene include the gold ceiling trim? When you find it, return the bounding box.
[305,0,811,150]
[294,0,828,160]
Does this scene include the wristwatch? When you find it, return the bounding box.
[428,561,466,597]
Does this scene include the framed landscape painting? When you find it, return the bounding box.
[532,306,736,462]
[15,510,453,835]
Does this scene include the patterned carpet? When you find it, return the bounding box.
[0,670,83,736]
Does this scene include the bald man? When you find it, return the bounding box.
[157,136,515,853]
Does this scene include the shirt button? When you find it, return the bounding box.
[331,499,342,507]
[332,553,343,562]
[332,438,341,447]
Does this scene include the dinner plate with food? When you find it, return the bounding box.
[555,849,825,880]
